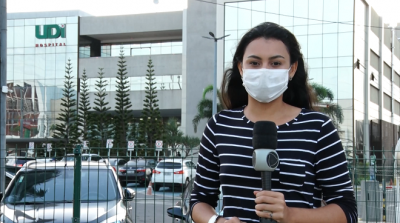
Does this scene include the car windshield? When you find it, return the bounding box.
[4,169,119,204]
[156,162,182,169]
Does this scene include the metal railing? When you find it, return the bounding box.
[1,147,399,223]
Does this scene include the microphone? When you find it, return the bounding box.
[252,121,279,223]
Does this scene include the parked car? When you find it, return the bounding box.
[118,159,154,187]
[166,178,223,223]
[151,159,196,192]
[0,160,136,223]
[108,158,128,172]
[5,156,35,175]
[60,153,104,162]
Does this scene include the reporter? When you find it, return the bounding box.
[190,22,357,223]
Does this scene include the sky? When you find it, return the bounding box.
[7,0,188,16]
[6,0,400,24]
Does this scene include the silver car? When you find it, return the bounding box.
[0,160,135,223]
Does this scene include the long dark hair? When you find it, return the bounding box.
[221,22,315,110]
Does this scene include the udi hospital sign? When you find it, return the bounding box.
[35,24,66,47]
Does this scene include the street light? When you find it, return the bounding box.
[202,32,230,115]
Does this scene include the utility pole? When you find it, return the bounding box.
[0,0,7,193]
[202,32,229,115]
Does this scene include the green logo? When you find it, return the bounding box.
[35,24,66,39]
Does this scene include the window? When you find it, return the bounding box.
[370,85,379,104]
[118,160,127,166]
[370,50,380,71]
[384,63,391,80]
[101,45,111,57]
[156,162,182,169]
[371,8,380,37]
[394,71,400,87]
[394,100,400,116]
[90,156,102,161]
[384,24,391,49]
[79,46,90,58]
[384,93,391,111]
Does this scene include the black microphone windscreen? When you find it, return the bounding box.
[253,121,277,150]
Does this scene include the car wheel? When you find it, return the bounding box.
[152,183,160,192]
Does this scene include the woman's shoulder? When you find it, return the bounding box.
[297,108,331,123]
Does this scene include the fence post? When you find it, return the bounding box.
[382,151,387,222]
[72,144,82,223]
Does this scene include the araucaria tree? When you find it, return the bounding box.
[114,49,134,147]
[138,59,163,149]
[91,68,113,147]
[78,69,91,142]
[53,59,79,150]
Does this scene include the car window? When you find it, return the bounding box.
[117,160,127,165]
[4,169,119,204]
[15,159,34,165]
[156,162,182,169]
[127,161,146,168]
[65,157,75,161]
[81,156,90,161]
[90,156,102,161]
[185,161,196,169]
[190,161,196,169]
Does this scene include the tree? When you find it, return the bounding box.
[311,83,344,130]
[164,118,200,158]
[164,118,184,151]
[138,59,163,150]
[53,59,79,151]
[114,48,134,147]
[91,68,113,147]
[78,69,91,142]
[192,84,224,133]
[181,135,200,158]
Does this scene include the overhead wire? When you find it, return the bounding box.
[194,0,400,31]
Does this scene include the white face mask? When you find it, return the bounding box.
[242,67,291,103]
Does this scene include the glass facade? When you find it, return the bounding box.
[86,75,182,92]
[224,0,354,147]
[79,41,183,58]
[6,17,79,140]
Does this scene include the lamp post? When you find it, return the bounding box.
[202,32,230,115]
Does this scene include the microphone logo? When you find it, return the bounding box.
[266,152,279,169]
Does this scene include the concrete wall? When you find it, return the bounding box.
[181,0,217,137]
[80,12,183,43]
[79,54,182,78]
[80,11,182,35]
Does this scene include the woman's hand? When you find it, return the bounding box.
[254,191,293,223]
[217,217,246,223]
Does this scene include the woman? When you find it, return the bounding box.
[190,22,357,223]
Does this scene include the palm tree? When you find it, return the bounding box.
[192,85,223,133]
[311,83,344,130]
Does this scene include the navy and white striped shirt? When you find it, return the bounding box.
[190,107,357,223]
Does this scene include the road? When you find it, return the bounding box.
[126,184,183,223]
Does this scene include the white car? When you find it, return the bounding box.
[61,153,104,162]
[151,159,196,191]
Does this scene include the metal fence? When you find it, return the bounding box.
[1,147,400,223]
